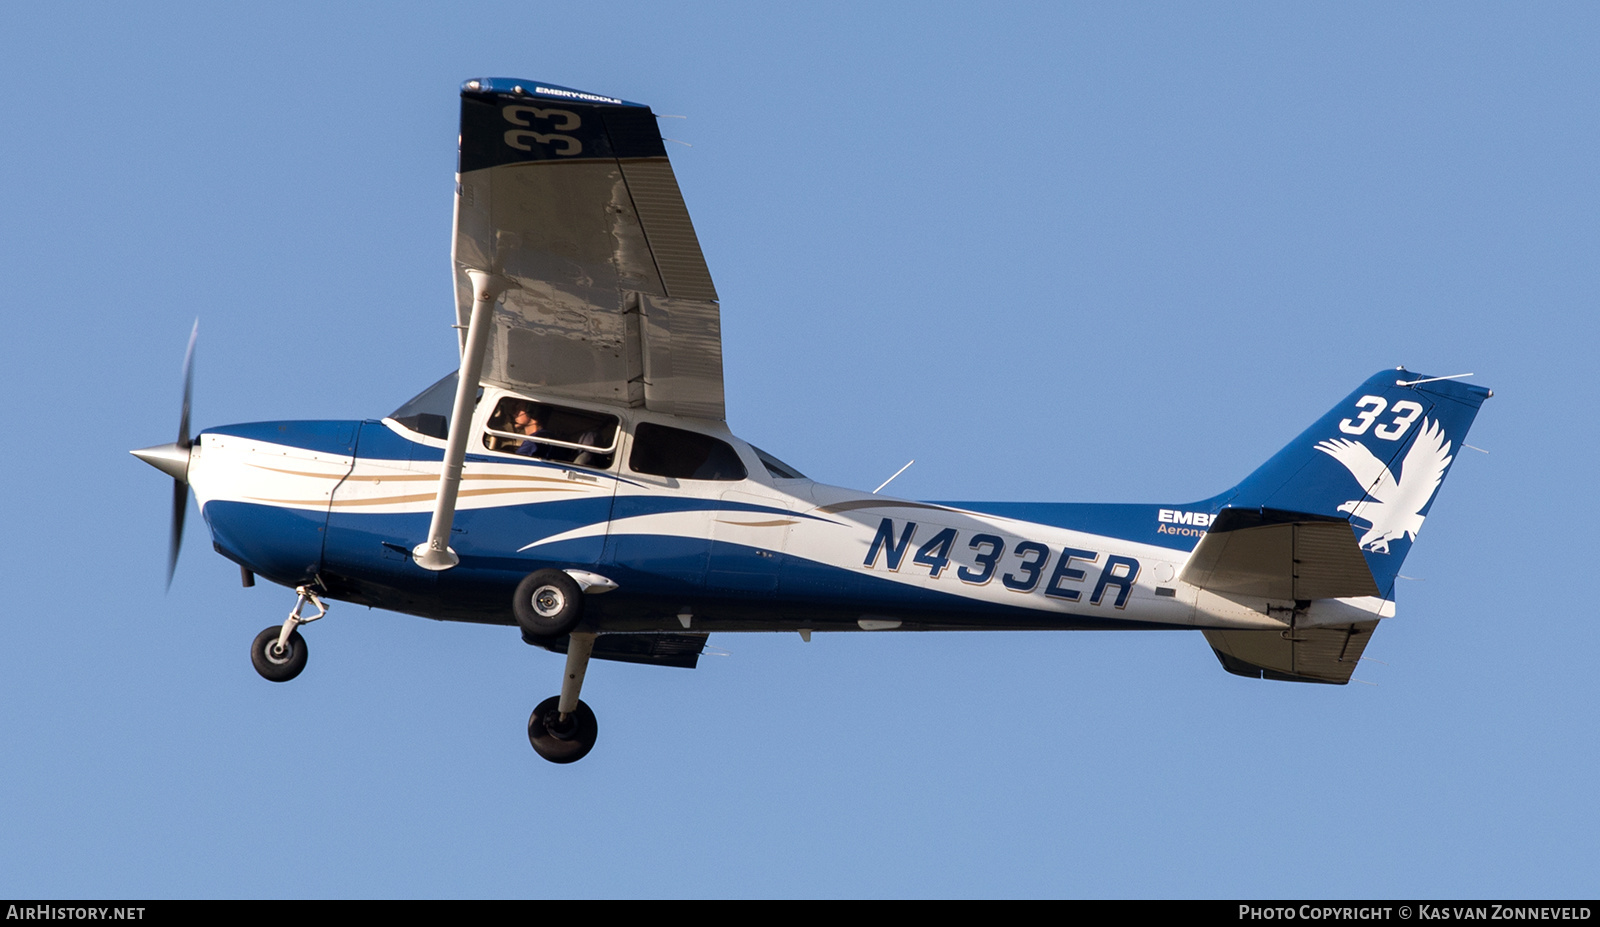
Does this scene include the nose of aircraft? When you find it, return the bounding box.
[132,441,194,589]
[134,320,200,589]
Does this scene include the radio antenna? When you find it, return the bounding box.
[873,460,915,495]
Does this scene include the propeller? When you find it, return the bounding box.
[131,320,199,589]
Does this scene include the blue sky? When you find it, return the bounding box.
[3,2,1597,898]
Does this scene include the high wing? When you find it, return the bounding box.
[453,77,724,420]
[414,78,725,570]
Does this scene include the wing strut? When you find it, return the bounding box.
[413,269,511,571]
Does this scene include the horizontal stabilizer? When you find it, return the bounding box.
[1204,621,1378,685]
[535,631,709,669]
[1180,508,1380,600]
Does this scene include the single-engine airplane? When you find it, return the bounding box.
[133,78,1492,763]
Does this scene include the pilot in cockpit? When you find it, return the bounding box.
[510,405,547,458]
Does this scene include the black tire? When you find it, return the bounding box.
[251,625,307,682]
[513,569,584,639]
[527,696,598,764]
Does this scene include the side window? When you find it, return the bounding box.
[482,398,619,469]
[753,445,807,479]
[629,423,748,481]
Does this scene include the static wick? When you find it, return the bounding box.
[1463,443,1489,454]
[873,459,915,495]
[663,137,693,147]
[1396,372,1473,387]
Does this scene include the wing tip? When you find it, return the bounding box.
[461,77,647,109]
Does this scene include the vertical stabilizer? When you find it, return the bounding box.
[1215,368,1491,598]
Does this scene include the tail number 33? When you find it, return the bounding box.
[1339,396,1423,440]
[502,106,583,156]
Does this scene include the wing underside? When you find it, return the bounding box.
[453,78,724,420]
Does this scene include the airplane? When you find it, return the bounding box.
[132,77,1493,764]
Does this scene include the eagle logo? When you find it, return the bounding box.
[1313,418,1453,555]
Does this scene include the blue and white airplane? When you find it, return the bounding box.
[133,78,1492,764]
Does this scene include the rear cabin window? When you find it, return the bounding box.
[753,445,807,480]
[482,397,619,469]
[629,423,747,481]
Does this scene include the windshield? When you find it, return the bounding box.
[389,371,462,439]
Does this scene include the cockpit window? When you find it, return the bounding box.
[482,397,619,469]
[753,445,807,479]
[629,423,747,481]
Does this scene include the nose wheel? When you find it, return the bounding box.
[249,585,326,683]
[251,625,308,682]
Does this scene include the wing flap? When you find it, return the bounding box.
[640,295,724,418]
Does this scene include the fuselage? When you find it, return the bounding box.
[187,384,1382,639]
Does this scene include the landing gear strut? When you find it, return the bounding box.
[250,585,326,683]
[528,631,599,763]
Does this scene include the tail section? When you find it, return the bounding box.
[1182,368,1488,684]
[1213,368,1492,599]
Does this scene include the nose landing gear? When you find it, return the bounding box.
[249,585,327,683]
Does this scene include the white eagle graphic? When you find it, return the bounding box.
[1313,418,1453,555]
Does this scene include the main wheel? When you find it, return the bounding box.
[513,569,584,639]
[527,695,598,764]
[251,625,307,682]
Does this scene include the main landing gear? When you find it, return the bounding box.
[513,568,585,638]
[250,585,326,683]
[527,631,599,763]
[513,569,601,763]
